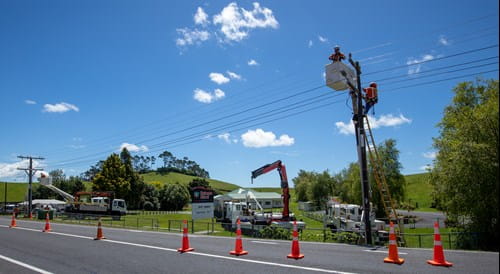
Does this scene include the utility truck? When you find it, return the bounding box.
[40,175,127,219]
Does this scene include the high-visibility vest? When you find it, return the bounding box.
[364,87,378,101]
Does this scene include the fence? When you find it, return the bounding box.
[42,213,481,250]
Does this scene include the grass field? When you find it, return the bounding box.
[141,172,239,194]
[0,182,28,203]
[404,173,437,212]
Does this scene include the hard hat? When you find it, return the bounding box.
[369,82,377,88]
[334,45,340,50]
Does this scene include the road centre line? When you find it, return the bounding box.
[251,240,279,245]
[1,225,356,274]
[0,254,54,274]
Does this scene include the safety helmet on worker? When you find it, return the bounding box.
[334,45,340,50]
[369,82,377,88]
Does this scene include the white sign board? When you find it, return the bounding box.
[192,203,214,220]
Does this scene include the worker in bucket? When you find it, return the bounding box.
[363,82,379,115]
[329,45,346,62]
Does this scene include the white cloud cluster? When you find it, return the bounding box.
[213,2,279,42]
[318,35,328,43]
[218,133,238,144]
[176,3,278,48]
[209,72,230,84]
[438,35,450,46]
[248,59,259,66]
[120,142,149,152]
[226,71,242,80]
[25,99,36,105]
[43,102,79,113]
[241,128,294,148]
[193,88,225,103]
[406,54,434,75]
[335,114,412,135]
[176,28,210,46]
[0,159,44,180]
[422,151,437,159]
[194,7,209,26]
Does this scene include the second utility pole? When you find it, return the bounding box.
[348,54,373,246]
[17,155,44,218]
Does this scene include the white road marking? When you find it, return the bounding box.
[0,254,53,274]
[363,249,408,255]
[251,240,279,245]
[1,224,356,274]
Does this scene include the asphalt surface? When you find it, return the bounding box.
[0,217,498,274]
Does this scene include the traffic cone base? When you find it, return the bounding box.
[287,253,305,260]
[177,247,194,253]
[384,257,405,265]
[230,250,248,256]
[427,259,453,267]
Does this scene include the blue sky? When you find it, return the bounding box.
[1,1,498,188]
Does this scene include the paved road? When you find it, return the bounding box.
[0,217,498,274]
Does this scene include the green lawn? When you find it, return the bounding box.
[0,182,28,202]
[404,173,437,212]
[141,172,239,194]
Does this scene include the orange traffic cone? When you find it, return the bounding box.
[230,218,248,256]
[42,212,51,232]
[177,220,194,253]
[287,220,304,260]
[9,212,17,228]
[94,218,106,240]
[29,212,33,220]
[384,222,404,264]
[427,221,453,267]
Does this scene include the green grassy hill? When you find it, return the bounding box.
[404,172,435,211]
[0,182,28,202]
[141,172,240,194]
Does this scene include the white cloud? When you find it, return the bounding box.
[248,59,259,66]
[420,164,433,171]
[194,7,209,25]
[25,100,36,105]
[0,159,44,180]
[217,133,237,144]
[213,2,278,42]
[193,88,225,103]
[438,35,450,46]
[226,71,242,80]
[120,142,149,153]
[335,114,412,135]
[241,128,294,148]
[406,54,434,75]
[308,40,313,48]
[209,72,230,84]
[176,28,210,46]
[43,102,79,113]
[318,35,328,43]
[422,151,437,159]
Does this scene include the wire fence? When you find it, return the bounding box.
[33,212,482,250]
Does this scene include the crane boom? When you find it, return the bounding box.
[251,160,290,220]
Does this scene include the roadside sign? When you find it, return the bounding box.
[191,186,214,220]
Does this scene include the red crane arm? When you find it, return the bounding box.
[251,160,290,220]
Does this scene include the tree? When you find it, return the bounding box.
[120,148,146,209]
[81,160,104,181]
[92,154,130,199]
[142,184,160,210]
[188,178,210,189]
[292,170,314,202]
[369,139,406,218]
[159,183,190,211]
[430,79,498,250]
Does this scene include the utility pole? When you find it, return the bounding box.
[17,155,44,217]
[348,53,373,246]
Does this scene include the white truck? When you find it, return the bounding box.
[40,175,127,219]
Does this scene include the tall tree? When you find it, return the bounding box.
[92,154,130,199]
[159,182,190,211]
[120,148,146,209]
[430,79,498,250]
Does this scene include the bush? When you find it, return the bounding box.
[333,232,360,244]
[258,226,290,240]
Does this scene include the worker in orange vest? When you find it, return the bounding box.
[329,46,346,63]
[363,82,378,115]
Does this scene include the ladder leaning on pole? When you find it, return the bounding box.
[363,115,405,246]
